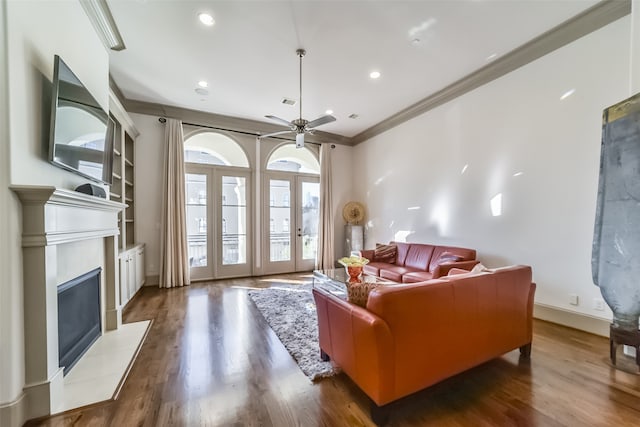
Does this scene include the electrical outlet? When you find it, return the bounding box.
[594,298,605,311]
[624,345,637,358]
[569,294,579,306]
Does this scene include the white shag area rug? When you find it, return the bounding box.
[248,284,340,381]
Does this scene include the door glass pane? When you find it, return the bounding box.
[301,182,320,260]
[222,176,247,265]
[270,179,290,262]
[185,173,207,267]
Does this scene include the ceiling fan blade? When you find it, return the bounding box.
[296,132,305,148]
[265,115,293,128]
[307,114,336,129]
[260,129,294,139]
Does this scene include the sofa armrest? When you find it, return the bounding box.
[312,288,395,405]
[431,259,479,278]
[360,249,375,261]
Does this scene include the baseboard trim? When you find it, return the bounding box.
[144,274,159,286]
[534,303,610,337]
[0,393,26,427]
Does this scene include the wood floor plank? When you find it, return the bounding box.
[26,273,640,426]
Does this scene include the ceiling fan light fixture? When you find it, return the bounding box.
[261,48,336,142]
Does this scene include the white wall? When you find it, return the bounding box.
[0,0,24,411]
[354,17,631,321]
[132,112,353,279]
[130,113,164,279]
[329,144,355,258]
[7,1,109,187]
[1,0,108,420]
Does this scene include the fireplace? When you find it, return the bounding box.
[11,185,123,417]
[58,267,102,375]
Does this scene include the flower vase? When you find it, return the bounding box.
[346,265,363,283]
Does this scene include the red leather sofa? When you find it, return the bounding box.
[361,241,478,283]
[312,265,536,424]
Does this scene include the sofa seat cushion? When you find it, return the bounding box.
[364,262,387,276]
[380,266,420,282]
[402,271,434,283]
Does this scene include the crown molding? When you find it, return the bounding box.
[350,0,631,144]
[123,99,353,146]
[80,0,126,51]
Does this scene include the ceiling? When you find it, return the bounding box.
[107,0,600,139]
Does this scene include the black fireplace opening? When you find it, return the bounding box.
[58,267,102,375]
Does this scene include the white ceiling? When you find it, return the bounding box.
[107,0,600,138]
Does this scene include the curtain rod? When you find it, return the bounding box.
[158,117,335,148]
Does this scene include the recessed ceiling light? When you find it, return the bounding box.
[195,88,209,96]
[198,81,208,88]
[198,13,215,26]
[348,113,359,119]
[325,109,333,115]
[370,71,381,79]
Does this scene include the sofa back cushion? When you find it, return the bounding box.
[403,244,435,271]
[429,246,476,272]
[392,242,412,266]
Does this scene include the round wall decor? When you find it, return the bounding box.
[342,201,365,225]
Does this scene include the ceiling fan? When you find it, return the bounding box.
[260,48,336,148]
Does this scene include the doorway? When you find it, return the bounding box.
[263,173,319,274]
[184,131,252,280]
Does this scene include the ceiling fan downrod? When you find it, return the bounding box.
[297,48,305,123]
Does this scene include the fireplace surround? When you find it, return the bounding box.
[11,186,124,417]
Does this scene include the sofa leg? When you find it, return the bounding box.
[370,402,390,426]
[520,343,532,358]
[320,349,330,362]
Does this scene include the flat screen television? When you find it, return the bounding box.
[49,55,114,184]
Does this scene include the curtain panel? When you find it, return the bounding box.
[159,119,191,288]
[317,143,335,270]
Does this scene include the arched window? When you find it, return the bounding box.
[184,132,249,167]
[266,144,319,174]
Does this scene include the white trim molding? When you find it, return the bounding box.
[534,303,610,337]
[80,0,126,51]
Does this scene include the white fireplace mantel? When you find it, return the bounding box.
[11,185,125,417]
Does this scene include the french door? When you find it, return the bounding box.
[264,173,320,274]
[185,164,251,280]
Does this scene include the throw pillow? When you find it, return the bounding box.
[471,263,489,273]
[436,251,463,265]
[348,282,380,307]
[374,243,397,264]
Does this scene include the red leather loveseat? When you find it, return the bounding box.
[312,265,536,424]
[361,241,478,283]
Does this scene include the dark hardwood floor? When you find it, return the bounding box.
[30,273,640,426]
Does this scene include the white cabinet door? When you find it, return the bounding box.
[135,246,145,290]
[119,254,130,306]
[127,253,136,299]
